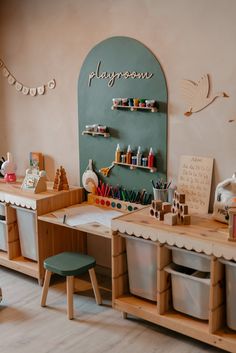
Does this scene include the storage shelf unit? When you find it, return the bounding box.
[111,105,158,113]
[111,208,236,353]
[113,161,157,173]
[0,181,84,284]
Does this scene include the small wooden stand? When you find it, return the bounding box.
[21,169,47,194]
[53,166,69,191]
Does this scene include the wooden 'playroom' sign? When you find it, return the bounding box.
[177,155,213,214]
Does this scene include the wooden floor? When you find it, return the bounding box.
[0,267,227,353]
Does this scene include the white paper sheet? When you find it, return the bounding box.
[52,205,121,228]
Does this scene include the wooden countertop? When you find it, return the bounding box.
[111,207,235,261]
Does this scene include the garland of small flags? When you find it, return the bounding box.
[0,58,56,96]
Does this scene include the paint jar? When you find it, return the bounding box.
[112,98,121,106]
[128,98,134,106]
[122,98,128,106]
[145,99,156,108]
[121,154,126,163]
[142,157,148,167]
[133,98,139,107]
[132,156,137,165]
[139,99,146,107]
[97,125,107,133]
[85,125,93,132]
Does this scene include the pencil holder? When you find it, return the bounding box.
[153,188,168,202]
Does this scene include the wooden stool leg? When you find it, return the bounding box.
[41,270,52,307]
[66,276,74,320]
[88,268,102,305]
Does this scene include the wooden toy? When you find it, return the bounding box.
[172,191,191,225]
[228,206,236,241]
[21,168,47,193]
[53,166,69,191]
[164,212,177,225]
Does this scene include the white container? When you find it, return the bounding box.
[123,234,158,301]
[0,222,7,251]
[220,259,236,330]
[0,203,5,220]
[16,208,38,261]
[165,263,210,320]
[167,246,211,272]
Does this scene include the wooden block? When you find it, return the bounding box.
[178,193,185,204]
[180,214,191,225]
[162,202,172,213]
[164,212,177,225]
[150,208,155,217]
[171,206,176,214]
[151,200,162,211]
[180,203,188,215]
[157,210,164,221]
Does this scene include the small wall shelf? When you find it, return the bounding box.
[113,161,157,173]
[111,105,158,113]
[82,131,110,138]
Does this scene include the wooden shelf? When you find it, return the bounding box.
[0,251,39,279]
[82,131,110,138]
[111,105,158,112]
[113,161,157,173]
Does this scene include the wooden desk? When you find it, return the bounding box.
[111,208,236,353]
[0,180,84,284]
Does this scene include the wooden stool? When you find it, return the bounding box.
[40,252,102,319]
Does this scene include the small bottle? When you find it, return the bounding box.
[115,144,121,163]
[148,147,154,168]
[126,145,132,164]
[136,146,142,166]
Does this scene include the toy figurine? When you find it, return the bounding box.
[0,152,16,182]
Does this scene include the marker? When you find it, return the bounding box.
[63,214,66,224]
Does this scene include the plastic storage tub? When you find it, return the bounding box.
[220,259,236,330]
[123,234,158,301]
[167,246,211,272]
[16,208,38,261]
[0,203,5,220]
[165,263,210,320]
[0,222,7,251]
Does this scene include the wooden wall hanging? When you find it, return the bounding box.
[0,58,56,96]
[181,74,228,116]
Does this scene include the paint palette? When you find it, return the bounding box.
[87,194,145,212]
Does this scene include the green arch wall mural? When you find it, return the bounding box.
[78,36,167,196]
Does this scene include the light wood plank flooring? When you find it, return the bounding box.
[0,267,227,353]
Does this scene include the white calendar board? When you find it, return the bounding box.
[178,155,214,214]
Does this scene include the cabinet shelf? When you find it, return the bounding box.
[113,161,157,173]
[111,105,158,113]
[82,131,110,138]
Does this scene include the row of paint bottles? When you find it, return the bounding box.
[115,144,154,167]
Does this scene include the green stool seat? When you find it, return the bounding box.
[41,252,102,319]
[44,252,96,277]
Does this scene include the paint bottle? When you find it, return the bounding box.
[148,147,154,168]
[115,144,121,163]
[136,146,142,166]
[126,145,132,164]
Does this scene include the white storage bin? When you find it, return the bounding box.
[123,234,158,301]
[220,259,236,330]
[0,203,6,220]
[167,246,211,272]
[165,263,210,320]
[0,222,7,251]
[16,208,38,261]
